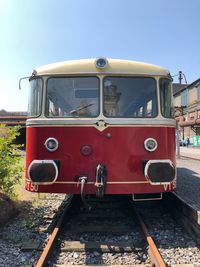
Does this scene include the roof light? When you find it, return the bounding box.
[32,69,37,76]
[95,58,108,69]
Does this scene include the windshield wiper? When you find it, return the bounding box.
[70,103,94,116]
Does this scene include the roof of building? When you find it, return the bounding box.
[173,83,187,96]
[0,110,27,116]
[188,78,200,88]
[34,58,170,77]
[173,78,200,96]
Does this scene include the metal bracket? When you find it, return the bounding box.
[95,164,107,198]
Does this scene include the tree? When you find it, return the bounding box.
[0,109,7,115]
[0,124,23,198]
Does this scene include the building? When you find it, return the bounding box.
[173,78,200,145]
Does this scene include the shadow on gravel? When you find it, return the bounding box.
[0,196,59,236]
[175,167,200,209]
[0,193,19,227]
[134,200,199,250]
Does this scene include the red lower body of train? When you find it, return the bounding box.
[26,125,176,196]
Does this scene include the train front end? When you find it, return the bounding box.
[25,58,176,199]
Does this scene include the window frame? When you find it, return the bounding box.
[180,89,188,107]
[159,78,174,118]
[45,76,100,118]
[196,83,200,100]
[102,76,158,118]
[28,77,43,118]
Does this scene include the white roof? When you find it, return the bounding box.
[35,58,170,77]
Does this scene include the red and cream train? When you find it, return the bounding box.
[24,58,176,200]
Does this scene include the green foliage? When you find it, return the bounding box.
[0,124,23,198]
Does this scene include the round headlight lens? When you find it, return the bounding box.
[45,138,59,152]
[95,58,108,69]
[144,138,158,152]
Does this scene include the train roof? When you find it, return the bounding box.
[34,58,170,77]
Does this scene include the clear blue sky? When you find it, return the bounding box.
[0,0,199,111]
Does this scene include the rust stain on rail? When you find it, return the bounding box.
[35,195,73,267]
[133,207,167,267]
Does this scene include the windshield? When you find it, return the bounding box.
[28,78,43,117]
[46,77,99,117]
[160,79,173,118]
[103,77,157,117]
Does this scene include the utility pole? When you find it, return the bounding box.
[179,71,183,84]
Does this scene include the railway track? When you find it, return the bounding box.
[33,194,200,267]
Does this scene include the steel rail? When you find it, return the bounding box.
[180,155,200,161]
[35,195,73,267]
[133,207,167,267]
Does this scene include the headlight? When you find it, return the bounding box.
[144,138,158,152]
[28,160,59,184]
[45,138,59,152]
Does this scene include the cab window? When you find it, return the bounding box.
[103,77,157,118]
[160,79,173,118]
[28,78,43,117]
[46,77,99,117]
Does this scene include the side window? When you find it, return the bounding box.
[196,84,200,100]
[28,79,43,117]
[160,79,173,118]
[181,89,188,107]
